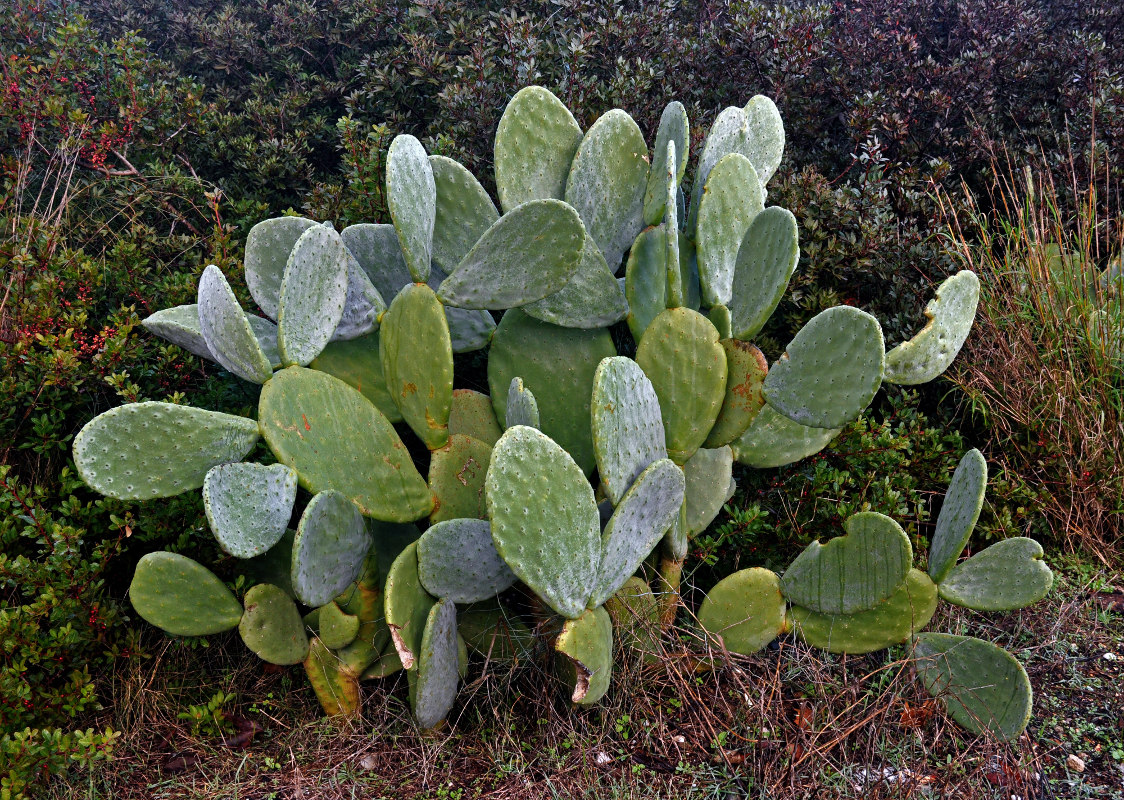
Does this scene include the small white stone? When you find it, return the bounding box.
[1103,652,1117,661]
[594,751,611,766]
[1066,754,1085,772]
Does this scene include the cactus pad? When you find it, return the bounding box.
[239,583,309,664]
[504,377,540,429]
[494,86,583,213]
[696,153,764,307]
[142,303,231,361]
[928,448,987,583]
[129,552,242,636]
[624,226,670,340]
[318,600,360,650]
[486,426,600,618]
[309,331,402,423]
[687,106,751,235]
[417,518,518,603]
[386,134,436,283]
[73,402,259,500]
[763,305,884,429]
[258,367,432,521]
[555,607,613,705]
[705,340,768,447]
[429,154,499,272]
[743,95,785,187]
[332,252,384,341]
[277,224,349,367]
[384,541,436,670]
[203,462,297,559]
[523,235,629,329]
[414,598,460,729]
[884,270,979,385]
[683,445,735,537]
[729,207,800,341]
[291,490,371,607]
[428,434,491,523]
[697,567,786,655]
[304,636,359,716]
[938,538,1053,611]
[644,101,689,225]
[782,511,913,615]
[730,403,840,468]
[244,216,318,320]
[197,265,274,383]
[912,633,1033,742]
[448,389,503,446]
[339,223,412,300]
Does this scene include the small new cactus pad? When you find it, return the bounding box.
[605,577,662,662]
[458,600,535,661]
[729,207,800,341]
[763,305,885,429]
[429,154,499,272]
[291,490,371,607]
[309,332,402,422]
[928,448,987,583]
[494,86,583,213]
[683,446,735,537]
[505,377,540,429]
[384,541,436,670]
[438,199,585,309]
[239,583,309,664]
[696,153,764,307]
[522,236,629,329]
[555,607,613,705]
[938,538,1053,611]
[782,512,913,615]
[448,389,503,446]
[244,216,318,320]
[884,270,980,385]
[697,567,787,655]
[197,265,273,383]
[417,518,518,603]
[304,636,359,716]
[705,340,768,447]
[386,134,436,283]
[202,462,297,558]
[743,95,785,187]
[687,106,752,235]
[277,224,349,367]
[339,223,411,300]
[73,402,259,500]
[625,226,670,340]
[488,309,616,475]
[486,426,600,619]
[428,434,491,522]
[258,367,432,521]
[790,568,937,655]
[912,633,1033,742]
[644,101,689,225]
[636,308,727,464]
[590,458,685,608]
[591,356,668,506]
[564,109,649,269]
[129,552,243,636]
[318,600,360,650]
[379,283,453,450]
[332,252,384,342]
[730,403,840,468]
[414,598,460,729]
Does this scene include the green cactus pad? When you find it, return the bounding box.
[429,154,499,272]
[239,583,309,664]
[687,106,751,236]
[564,109,649,270]
[244,216,318,320]
[340,223,412,300]
[304,636,359,716]
[730,403,841,468]
[696,154,764,307]
[437,199,585,309]
[504,377,539,429]
[379,283,453,450]
[488,309,616,475]
[697,567,787,655]
[291,490,372,607]
[662,501,689,562]
[384,541,436,671]
[683,446,735,537]
[636,308,727,464]
[590,356,668,506]
[624,226,669,340]
[203,462,297,559]
[605,577,662,662]
[555,607,613,705]
[705,340,768,448]
[912,633,1033,742]
[428,434,491,523]
[486,425,601,618]
[928,448,987,583]
[386,134,435,283]
[417,518,518,603]
[644,101,689,225]
[309,331,402,423]
[938,538,1053,611]
[197,265,274,383]
[729,207,800,341]
[129,552,243,636]
[523,235,628,328]
[74,402,259,501]
[707,304,732,339]
[333,251,385,342]
[438,301,497,353]
[277,224,349,367]
[414,598,459,729]
[743,95,785,187]
[458,600,535,661]
[782,511,913,615]
[448,389,503,446]
[494,86,583,213]
[318,600,360,650]
[790,568,938,654]
[258,366,432,521]
[763,305,884,429]
[884,270,980,385]
[589,458,684,609]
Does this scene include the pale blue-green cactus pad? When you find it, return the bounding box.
[730,403,840,468]
[291,489,371,607]
[494,86,583,213]
[523,235,628,329]
[729,207,800,341]
[203,462,297,559]
[504,377,540,430]
[591,356,668,506]
[277,224,349,367]
[429,154,499,272]
[885,270,979,385]
[386,133,436,283]
[417,518,518,604]
[695,153,763,307]
[928,448,987,583]
[244,216,318,320]
[743,95,785,187]
[644,101,689,225]
[414,597,459,729]
[683,445,735,537]
[197,264,273,383]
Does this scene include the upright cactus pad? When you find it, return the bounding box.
[591,356,668,506]
[697,568,787,655]
[339,223,411,300]
[448,389,503,446]
[427,434,491,522]
[730,403,841,468]
[555,607,613,705]
[885,270,980,385]
[239,583,309,664]
[743,95,785,187]
[493,86,583,213]
[129,552,243,636]
[203,462,297,559]
[504,377,540,430]
[277,224,349,367]
[304,636,360,716]
[386,134,436,284]
[429,154,499,272]
[705,340,768,448]
[197,265,273,383]
[729,207,800,341]
[696,153,763,307]
[417,518,517,604]
[332,252,384,342]
[291,490,371,607]
[244,216,318,320]
[687,106,752,236]
[384,541,436,670]
[414,598,460,729]
[624,226,670,341]
[928,448,987,583]
[937,538,1053,611]
[644,101,689,225]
